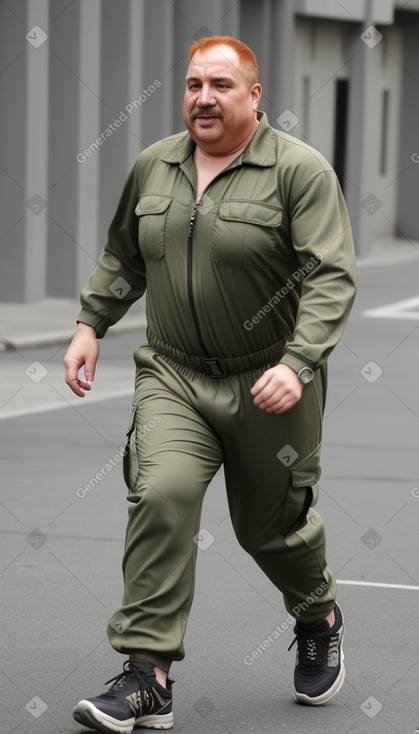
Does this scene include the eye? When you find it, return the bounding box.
[188,83,200,91]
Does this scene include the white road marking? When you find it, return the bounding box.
[338,579,419,591]
[362,295,419,319]
[0,363,134,420]
[0,388,134,420]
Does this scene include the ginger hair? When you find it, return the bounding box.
[188,35,259,86]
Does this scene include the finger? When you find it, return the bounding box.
[84,358,96,383]
[66,378,89,398]
[64,358,81,383]
[264,404,288,414]
[252,383,281,406]
[256,386,297,409]
[65,357,94,388]
[65,359,92,395]
[256,397,283,411]
[259,394,300,414]
[250,370,273,396]
[272,399,296,413]
[78,379,92,391]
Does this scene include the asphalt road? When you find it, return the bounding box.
[1,255,419,734]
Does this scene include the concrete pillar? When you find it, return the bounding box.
[270,0,295,120]
[76,0,101,292]
[141,0,178,143]
[24,0,50,300]
[97,1,131,262]
[0,1,27,301]
[220,0,240,36]
[240,0,272,113]
[126,0,146,167]
[345,0,379,255]
[47,0,80,298]
[395,12,419,240]
[158,1,175,140]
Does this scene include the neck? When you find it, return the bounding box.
[195,116,259,158]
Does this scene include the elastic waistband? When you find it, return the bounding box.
[146,329,287,377]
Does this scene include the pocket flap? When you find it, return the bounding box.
[135,194,173,216]
[290,456,321,489]
[219,200,283,226]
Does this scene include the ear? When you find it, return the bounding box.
[251,83,262,109]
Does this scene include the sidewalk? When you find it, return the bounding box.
[1,238,418,352]
[0,297,147,352]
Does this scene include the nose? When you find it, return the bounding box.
[196,83,216,108]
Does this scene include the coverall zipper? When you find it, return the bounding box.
[187,203,211,357]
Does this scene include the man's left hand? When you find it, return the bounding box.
[250,363,303,414]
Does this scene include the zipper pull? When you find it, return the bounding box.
[188,205,197,237]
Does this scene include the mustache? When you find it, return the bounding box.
[191,109,222,120]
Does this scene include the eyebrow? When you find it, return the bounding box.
[186,75,235,84]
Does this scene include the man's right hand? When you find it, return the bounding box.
[64,322,99,397]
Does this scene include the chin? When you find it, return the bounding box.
[190,126,220,142]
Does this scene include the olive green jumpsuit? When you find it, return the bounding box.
[78,111,357,672]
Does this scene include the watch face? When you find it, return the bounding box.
[299,367,314,384]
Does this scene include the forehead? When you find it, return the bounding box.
[186,45,242,80]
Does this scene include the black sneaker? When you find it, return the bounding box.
[73,661,173,732]
[289,602,345,705]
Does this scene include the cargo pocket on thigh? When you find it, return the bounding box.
[123,407,140,490]
[278,463,320,535]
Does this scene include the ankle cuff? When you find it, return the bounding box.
[128,652,171,673]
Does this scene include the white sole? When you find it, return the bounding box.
[136,712,174,729]
[73,700,173,732]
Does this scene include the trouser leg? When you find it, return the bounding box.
[107,347,222,671]
[214,365,336,624]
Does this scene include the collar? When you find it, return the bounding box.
[158,111,276,168]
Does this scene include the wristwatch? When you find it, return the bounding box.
[297,366,314,384]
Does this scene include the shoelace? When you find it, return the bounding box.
[105,661,154,693]
[288,628,337,676]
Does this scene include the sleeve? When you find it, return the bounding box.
[279,169,357,373]
[77,162,147,338]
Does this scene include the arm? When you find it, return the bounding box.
[65,162,147,396]
[77,161,147,338]
[252,170,356,413]
[279,169,357,374]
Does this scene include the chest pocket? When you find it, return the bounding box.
[135,194,173,261]
[211,200,283,270]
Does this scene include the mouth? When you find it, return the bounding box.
[194,113,221,126]
[193,111,221,121]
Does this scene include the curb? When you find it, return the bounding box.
[0,316,147,353]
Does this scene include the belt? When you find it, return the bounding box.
[147,329,288,378]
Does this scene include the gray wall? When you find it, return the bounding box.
[1,0,418,303]
[47,0,80,298]
[0,0,28,302]
[396,11,419,240]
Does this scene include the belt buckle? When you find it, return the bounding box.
[201,357,227,378]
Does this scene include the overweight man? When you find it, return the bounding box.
[65,35,356,733]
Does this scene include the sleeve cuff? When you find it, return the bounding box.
[77,308,111,339]
[279,350,316,374]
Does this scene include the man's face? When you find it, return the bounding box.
[183,45,262,155]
